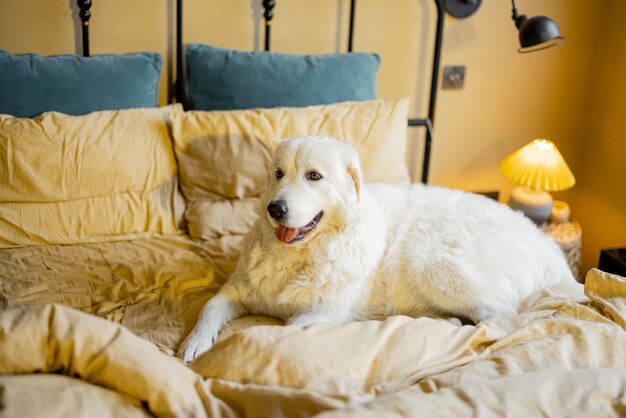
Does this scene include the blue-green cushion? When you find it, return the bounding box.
[0,50,163,118]
[185,44,379,110]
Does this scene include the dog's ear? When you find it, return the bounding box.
[341,144,362,202]
[346,165,361,202]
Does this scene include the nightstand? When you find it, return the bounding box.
[542,220,582,282]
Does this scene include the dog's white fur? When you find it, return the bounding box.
[178,136,574,362]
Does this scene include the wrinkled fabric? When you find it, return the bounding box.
[0,107,185,248]
[0,235,219,353]
[0,268,625,417]
[0,304,208,418]
[0,375,152,418]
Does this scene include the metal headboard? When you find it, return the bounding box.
[78,0,92,57]
[76,0,444,183]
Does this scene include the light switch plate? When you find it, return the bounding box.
[442,65,466,89]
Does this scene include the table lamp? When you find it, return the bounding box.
[500,139,575,224]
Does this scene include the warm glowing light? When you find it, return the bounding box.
[500,139,575,192]
[534,139,552,151]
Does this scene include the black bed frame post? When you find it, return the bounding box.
[78,0,92,57]
[421,0,444,184]
[263,0,276,51]
[347,0,356,52]
[176,0,184,105]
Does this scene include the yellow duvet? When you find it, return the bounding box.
[1,106,625,416]
[1,236,625,418]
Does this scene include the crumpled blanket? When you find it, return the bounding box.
[1,268,625,417]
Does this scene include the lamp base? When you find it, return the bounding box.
[508,186,553,225]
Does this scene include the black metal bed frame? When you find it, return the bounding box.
[77,0,444,183]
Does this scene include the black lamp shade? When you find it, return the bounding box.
[515,14,564,53]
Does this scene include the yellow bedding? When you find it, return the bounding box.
[0,108,185,248]
[0,236,219,353]
[1,104,625,416]
[1,262,625,417]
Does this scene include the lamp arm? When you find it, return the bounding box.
[511,0,518,20]
[511,0,527,28]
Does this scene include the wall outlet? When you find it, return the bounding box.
[442,65,466,89]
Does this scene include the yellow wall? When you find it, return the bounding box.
[0,0,623,273]
[572,0,626,273]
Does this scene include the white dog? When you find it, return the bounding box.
[179,136,573,362]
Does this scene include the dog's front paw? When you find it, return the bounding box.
[177,330,217,363]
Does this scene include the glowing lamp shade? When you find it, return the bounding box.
[500,139,575,191]
[500,139,575,224]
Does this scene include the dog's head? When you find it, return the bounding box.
[262,136,362,246]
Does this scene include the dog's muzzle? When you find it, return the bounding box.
[274,211,324,244]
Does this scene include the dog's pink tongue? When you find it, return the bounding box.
[275,226,298,243]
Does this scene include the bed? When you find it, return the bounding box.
[1,1,626,417]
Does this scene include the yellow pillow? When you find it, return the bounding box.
[170,99,410,242]
[0,107,185,247]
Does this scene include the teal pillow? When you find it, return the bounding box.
[0,50,163,117]
[185,44,379,110]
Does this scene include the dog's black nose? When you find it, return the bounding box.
[267,200,288,220]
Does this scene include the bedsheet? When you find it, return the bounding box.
[0,235,230,353]
[1,259,625,417]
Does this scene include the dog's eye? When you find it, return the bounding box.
[307,171,323,181]
[275,169,284,179]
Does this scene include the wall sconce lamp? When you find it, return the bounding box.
[445,1,564,52]
[500,139,575,224]
[511,0,565,53]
